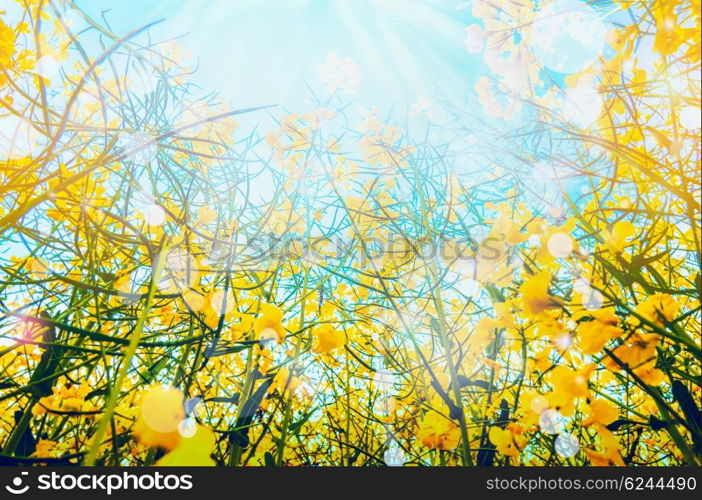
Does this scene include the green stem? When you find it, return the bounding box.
[2,398,37,456]
[430,258,474,466]
[276,269,308,466]
[83,248,167,465]
[228,344,256,466]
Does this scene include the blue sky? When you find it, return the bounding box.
[76,0,481,113]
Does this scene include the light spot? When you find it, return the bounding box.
[680,106,701,130]
[373,395,396,416]
[562,85,601,128]
[455,276,480,298]
[530,395,549,414]
[573,277,591,295]
[547,233,573,258]
[141,385,184,434]
[36,55,61,80]
[162,248,200,291]
[143,204,165,226]
[554,333,572,351]
[120,131,157,166]
[547,206,565,219]
[555,433,580,458]
[384,443,406,466]
[178,417,197,438]
[373,370,396,394]
[539,408,566,435]
[182,289,206,312]
[583,288,604,310]
[209,289,236,316]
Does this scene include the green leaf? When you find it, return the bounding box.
[230,377,273,448]
[289,408,316,434]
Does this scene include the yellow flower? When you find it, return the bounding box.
[133,385,185,451]
[34,439,57,458]
[631,293,679,328]
[254,303,286,344]
[0,18,16,69]
[634,364,665,386]
[489,424,524,458]
[270,368,302,397]
[577,307,623,354]
[652,1,686,56]
[416,412,460,450]
[611,332,658,367]
[182,289,206,312]
[203,307,221,330]
[586,426,624,466]
[197,206,218,225]
[548,365,592,416]
[583,399,619,426]
[229,314,253,342]
[32,396,54,416]
[312,324,346,353]
[520,390,550,426]
[60,382,90,412]
[519,271,562,318]
[606,332,664,386]
[586,447,624,466]
[156,424,216,466]
[601,221,635,254]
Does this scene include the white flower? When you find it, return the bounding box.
[464,24,485,54]
[317,52,361,95]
